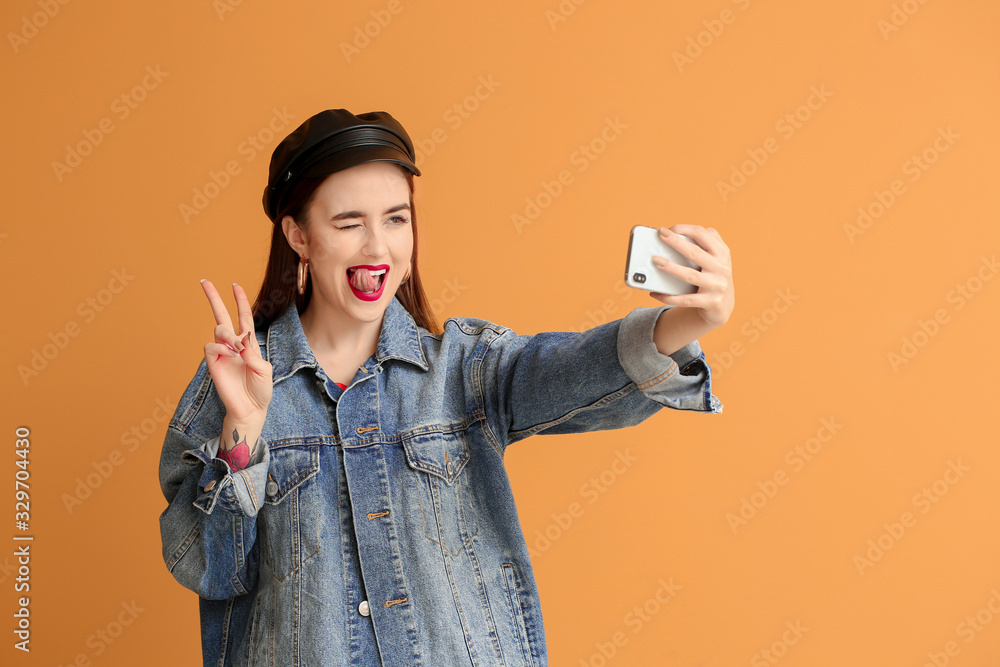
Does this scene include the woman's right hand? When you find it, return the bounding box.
[200,280,273,423]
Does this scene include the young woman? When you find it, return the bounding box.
[158,109,733,666]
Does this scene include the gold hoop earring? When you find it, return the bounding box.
[297,257,310,295]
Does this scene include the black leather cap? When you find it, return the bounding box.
[262,109,420,222]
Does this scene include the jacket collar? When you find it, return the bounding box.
[265,295,429,384]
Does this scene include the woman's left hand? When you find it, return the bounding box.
[649,224,734,331]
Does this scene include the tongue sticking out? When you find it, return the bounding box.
[349,268,381,293]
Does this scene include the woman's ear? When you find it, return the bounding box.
[281,215,308,256]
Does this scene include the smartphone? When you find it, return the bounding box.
[624,225,700,295]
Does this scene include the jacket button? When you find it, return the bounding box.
[358,600,370,617]
[265,480,279,497]
[203,480,216,492]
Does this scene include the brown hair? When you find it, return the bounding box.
[251,165,441,335]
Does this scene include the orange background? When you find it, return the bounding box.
[3,0,1000,665]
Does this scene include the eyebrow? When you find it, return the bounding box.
[331,203,410,221]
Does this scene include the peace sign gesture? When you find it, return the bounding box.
[200,280,273,423]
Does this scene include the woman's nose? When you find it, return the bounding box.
[361,224,388,257]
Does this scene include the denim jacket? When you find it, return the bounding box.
[158,296,722,666]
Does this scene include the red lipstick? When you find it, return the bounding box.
[346,264,389,302]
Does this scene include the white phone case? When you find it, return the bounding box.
[624,225,700,295]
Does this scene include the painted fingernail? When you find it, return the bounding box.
[200,279,206,283]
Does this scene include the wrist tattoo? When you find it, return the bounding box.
[218,427,252,471]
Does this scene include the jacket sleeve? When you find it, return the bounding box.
[479,304,723,449]
[158,359,270,600]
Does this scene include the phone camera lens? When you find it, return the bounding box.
[632,273,646,284]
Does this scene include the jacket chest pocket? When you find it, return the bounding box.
[402,430,479,556]
[260,446,322,582]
